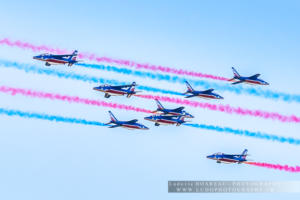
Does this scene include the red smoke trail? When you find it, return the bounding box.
[0,38,68,54]
[0,38,228,81]
[135,94,300,123]
[245,162,300,173]
[1,85,299,123]
[0,86,152,113]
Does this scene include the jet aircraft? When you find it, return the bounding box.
[33,50,79,66]
[229,67,269,85]
[151,99,194,118]
[183,81,223,99]
[144,115,188,126]
[93,82,139,98]
[206,149,249,164]
[106,111,149,130]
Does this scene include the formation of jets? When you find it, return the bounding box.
[32,51,268,166]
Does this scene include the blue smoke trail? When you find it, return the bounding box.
[0,60,182,96]
[77,63,300,103]
[0,107,107,126]
[1,107,299,146]
[184,123,300,146]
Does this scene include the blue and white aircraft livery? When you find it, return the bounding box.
[206,149,249,164]
[33,50,79,66]
[183,81,223,99]
[106,111,149,130]
[93,82,139,98]
[144,115,188,126]
[152,99,194,118]
[229,67,269,85]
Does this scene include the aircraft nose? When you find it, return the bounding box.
[144,116,152,120]
[206,155,213,159]
[187,114,194,118]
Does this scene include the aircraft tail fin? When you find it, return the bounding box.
[241,149,248,159]
[67,50,78,66]
[178,115,185,121]
[127,82,136,98]
[68,50,78,61]
[108,111,118,123]
[155,99,164,110]
[232,67,241,78]
[176,115,185,126]
[185,81,194,93]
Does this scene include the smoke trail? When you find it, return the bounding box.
[0,38,228,81]
[1,85,299,123]
[0,107,106,127]
[1,107,299,146]
[0,59,182,96]
[0,86,152,113]
[136,94,300,123]
[0,38,68,54]
[2,38,300,103]
[2,59,300,103]
[245,162,300,173]
[184,123,300,146]
[78,63,300,103]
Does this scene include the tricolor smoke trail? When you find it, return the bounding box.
[245,162,300,173]
[1,61,300,123]
[3,38,300,103]
[0,38,228,81]
[77,63,300,103]
[0,108,106,127]
[0,86,152,113]
[0,60,300,103]
[184,123,300,146]
[1,107,299,146]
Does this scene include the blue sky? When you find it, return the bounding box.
[0,0,300,199]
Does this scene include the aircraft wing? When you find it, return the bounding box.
[52,54,72,58]
[108,124,121,128]
[232,80,245,85]
[203,88,214,93]
[249,74,261,79]
[173,107,185,112]
[126,119,138,124]
[111,85,132,89]
[185,94,197,98]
